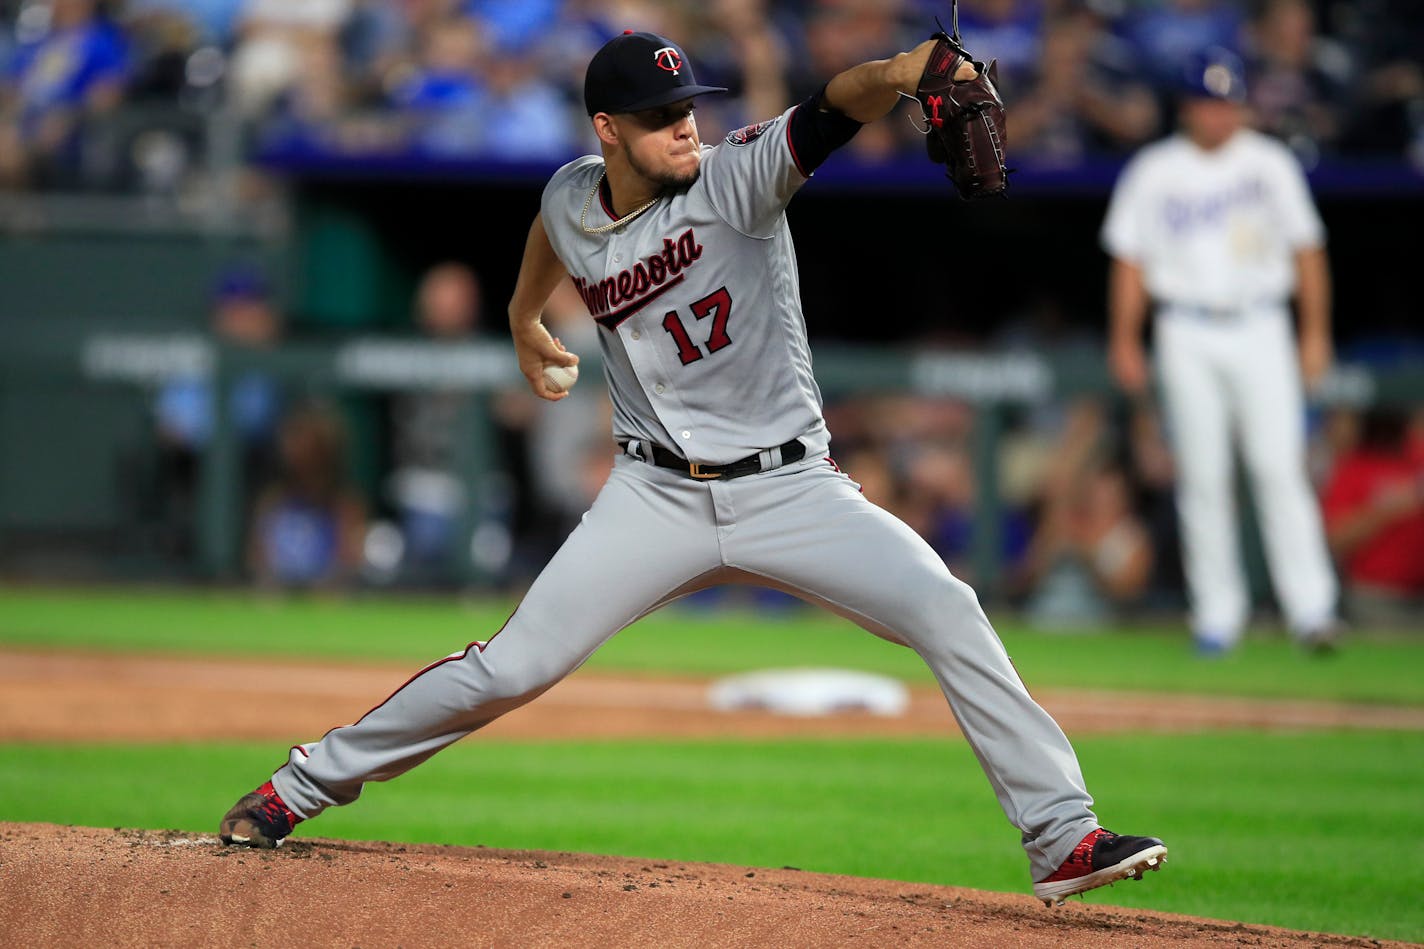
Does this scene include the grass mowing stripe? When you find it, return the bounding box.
[2,588,1422,705]
[2,731,1420,941]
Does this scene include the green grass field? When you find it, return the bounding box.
[2,587,1421,704]
[2,734,1421,941]
[3,587,1423,941]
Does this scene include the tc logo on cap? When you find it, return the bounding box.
[654,47,682,75]
[583,31,726,116]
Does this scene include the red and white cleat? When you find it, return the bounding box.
[218,780,303,849]
[1033,828,1167,906]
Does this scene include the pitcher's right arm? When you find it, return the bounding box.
[508,214,579,401]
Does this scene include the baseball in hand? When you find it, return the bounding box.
[542,363,579,394]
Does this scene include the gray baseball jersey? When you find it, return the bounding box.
[542,107,828,465]
[269,106,1106,882]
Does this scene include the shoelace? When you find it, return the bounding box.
[1064,828,1109,871]
[255,795,295,832]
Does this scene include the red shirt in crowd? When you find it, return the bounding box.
[1321,451,1424,593]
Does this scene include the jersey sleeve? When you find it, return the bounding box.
[1266,145,1325,249]
[539,156,601,264]
[698,103,808,239]
[1101,153,1149,262]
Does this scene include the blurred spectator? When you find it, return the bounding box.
[1338,0,1424,164]
[1321,407,1424,627]
[276,21,349,134]
[1243,0,1352,164]
[4,0,1419,188]
[688,0,790,132]
[904,441,1032,582]
[840,445,897,510]
[120,8,195,103]
[473,41,577,159]
[338,0,412,89]
[376,10,577,160]
[249,401,367,590]
[1309,404,1361,487]
[464,0,563,54]
[1125,401,1185,606]
[228,0,351,121]
[386,261,501,583]
[954,0,1044,98]
[500,277,612,568]
[387,14,486,155]
[1118,0,1244,94]
[1019,400,1154,625]
[155,266,284,451]
[0,0,128,188]
[822,391,1030,583]
[127,0,246,46]
[1011,10,1158,161]
[787,0,905,160]
[103,8,219,193]
[151,264,284,560]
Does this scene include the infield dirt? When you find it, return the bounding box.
[4,647,1420,947]
[3,647,1421,743]
[2,822,1413,949]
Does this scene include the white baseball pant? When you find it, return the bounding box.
[1155,305,1338,643]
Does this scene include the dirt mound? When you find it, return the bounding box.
[0,823,1402,948]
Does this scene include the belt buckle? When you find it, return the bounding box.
[688,462,722,480]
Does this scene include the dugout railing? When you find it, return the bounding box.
[3,333,1416,597]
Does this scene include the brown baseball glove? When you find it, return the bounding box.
[915,30,1009,199]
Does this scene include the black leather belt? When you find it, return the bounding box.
[621,438,806,480]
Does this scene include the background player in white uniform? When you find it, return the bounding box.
[220,30,1167,905]
[1103,49,1339,655]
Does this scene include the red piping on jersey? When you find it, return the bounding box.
[598,177,621,221]
[826,455,861,492]
[324,644,481,739]
[786,104,810,179]
[305,608,518,745]
[593,273,685,329]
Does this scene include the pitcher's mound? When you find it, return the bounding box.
[0,823,1391,948]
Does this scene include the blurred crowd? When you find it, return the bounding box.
[3,0,1424,191]
[830,389,1424,630]
[9,0,1417,628]
[138,259,1424,629]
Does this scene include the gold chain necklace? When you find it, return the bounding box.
[580,171,660,235]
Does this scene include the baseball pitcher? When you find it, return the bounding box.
[220,27,1166,906]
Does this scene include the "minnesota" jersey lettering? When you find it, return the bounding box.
[572,228,704,328]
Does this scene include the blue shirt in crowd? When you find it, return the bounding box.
[6,17,127,136]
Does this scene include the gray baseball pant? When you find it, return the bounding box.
[272,453,1097,879]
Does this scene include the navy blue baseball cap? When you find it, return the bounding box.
[583,31,727,116]
[1179,47,1247,102]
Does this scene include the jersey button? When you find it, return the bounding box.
[655,383,665,394]
[680,430,691,440]
[631,330,641,340]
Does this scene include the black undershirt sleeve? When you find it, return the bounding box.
[786,85,864,176]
